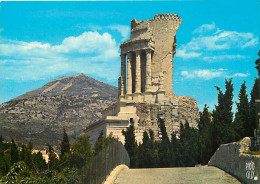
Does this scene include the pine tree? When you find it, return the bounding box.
[212,79,235,151]
[122,125,138,168]
[60,128,70,159]
[234,81,250,139]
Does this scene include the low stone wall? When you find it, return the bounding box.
[208,137,260,184]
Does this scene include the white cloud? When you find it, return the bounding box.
[192,22,216,34]
[107,25,130,41]
[227,73,250,78]
[181,69,224,80]
[181,69,250,80]
[0,31,120,81]
[202,54,246,62]
[176,22,258,60]
[175,49,202,59]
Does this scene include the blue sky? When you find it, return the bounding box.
[0,0,259,111]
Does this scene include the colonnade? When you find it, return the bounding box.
[120,49,152,96]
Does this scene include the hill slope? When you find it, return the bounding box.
[0,74,117,148]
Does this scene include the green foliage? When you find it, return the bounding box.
[179,122,199,167]
[137,131,158,168]
[32,151,47,172]
[47,144,59,170]
[255,50,260,77]
[60,128,71,159]
[33,168,79,184]
[0,149,9,177]
[10,138,19,166]
[71,134,93,164]
[158,119,171,167]
[20,142,33,169]
[94,132,117,155]
[248,79,259,135]
[0,161,31,184]
[234,81,250,139]
[122,124,138,168]
[212,79,235,151]
[198,105,214,165]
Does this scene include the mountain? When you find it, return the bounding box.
[0,74,117,148]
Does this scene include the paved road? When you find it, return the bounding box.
[113,166,241,184]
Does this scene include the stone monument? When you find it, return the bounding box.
[85,14,199,144]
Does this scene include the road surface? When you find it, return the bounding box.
[113,166,241,184]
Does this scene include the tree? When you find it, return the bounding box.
[60,128,70,159]
[137,131,155,168]
[10,138,19,165]
[179,121,199,167]
[32,151,47,172]
[234,81,250,139]
[71,135,93,164]
[158,118,171,167]
[170,132,182,167]
[0,149,9,177]
[212,79,235,151]
[23,142,33,169]
[198,104,213,165]
[94,132,117,155]
[122,125,138,168]
[248,51,260,136]
[47,144,59,170]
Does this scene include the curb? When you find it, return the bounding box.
[104,164,129,184]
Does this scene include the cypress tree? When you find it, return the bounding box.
[137,131,151,168]
[212,79,235,151]
[10,138,19,165]
[122,125,138,168]
[0,149,9,177]
[248,50,260,136]
[158,118,170,167]
[234,81,250,139]
[32,151,47,172]
[198,104,213,165]
[60,128,70,159]
[24,142,33,169]
[47,144,59,170]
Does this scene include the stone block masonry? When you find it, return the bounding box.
[209,137,260,184]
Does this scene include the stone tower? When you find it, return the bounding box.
[85,14,199,144]
[119,14,182,100]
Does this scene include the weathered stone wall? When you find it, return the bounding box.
[209,137,260,184]
[135,94,199,139]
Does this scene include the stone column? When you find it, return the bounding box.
[127,52,132,94]
[135,50,141,93]
[145,49,152,91]
[120,54,126,96]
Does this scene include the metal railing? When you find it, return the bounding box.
[79,141,130,184]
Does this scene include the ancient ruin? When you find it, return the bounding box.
[85,14,199,144]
